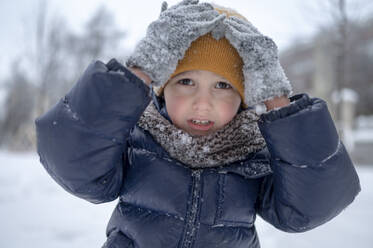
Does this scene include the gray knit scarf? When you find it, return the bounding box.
[137,103,267,168]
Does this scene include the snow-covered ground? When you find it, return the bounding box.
[0,151,371,248]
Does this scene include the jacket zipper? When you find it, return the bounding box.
[179,169,203,248]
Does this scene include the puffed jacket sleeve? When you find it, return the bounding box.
[35,59,151,204]
[255,93,361,232]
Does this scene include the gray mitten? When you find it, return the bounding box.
[126,0,225,88]
[223,16,293,106]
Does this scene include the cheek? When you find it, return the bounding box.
[218,104,237,124]
[215,96,241,124]
[164,90,189,124]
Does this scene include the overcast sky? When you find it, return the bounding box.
[1,0,372,81]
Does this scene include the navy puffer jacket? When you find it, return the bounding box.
[35,59,360,248]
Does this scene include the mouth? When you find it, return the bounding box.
[187,119,215,131]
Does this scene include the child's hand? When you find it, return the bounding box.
[223,17,293,107]
[126,0,225,88]
[263,95,290,111]
[128,67,152,86]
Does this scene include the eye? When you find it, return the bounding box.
[216,81,232,89]
[177,78,194,86]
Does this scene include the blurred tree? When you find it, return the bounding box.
[345,19,373,115]
[33,0,69,118]
[63,5,126,92]
[289,0,373,117]
[0,1,126,151]
[334,0,348,121]
[312,0,373,118]
[0,61,36,150]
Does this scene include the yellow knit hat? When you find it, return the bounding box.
[157,5,247,105]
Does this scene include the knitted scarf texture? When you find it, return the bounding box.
[138,103,267,168]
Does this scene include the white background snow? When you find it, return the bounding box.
[0,151,371,248]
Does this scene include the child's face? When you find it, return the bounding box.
[164,70,242,137]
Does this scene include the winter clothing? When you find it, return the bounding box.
[127,0,292,107]
[138,102,266,168]
[223,16,292,106]
[212,3,249,21]
[165,33,245,102]
[126,0,225,90]
[35,59,360,248]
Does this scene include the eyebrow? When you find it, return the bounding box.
[173,71,193,78]
[173,71,228,81]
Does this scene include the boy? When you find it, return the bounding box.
[35,1,360,247]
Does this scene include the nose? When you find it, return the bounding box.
[192,88,213,112]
